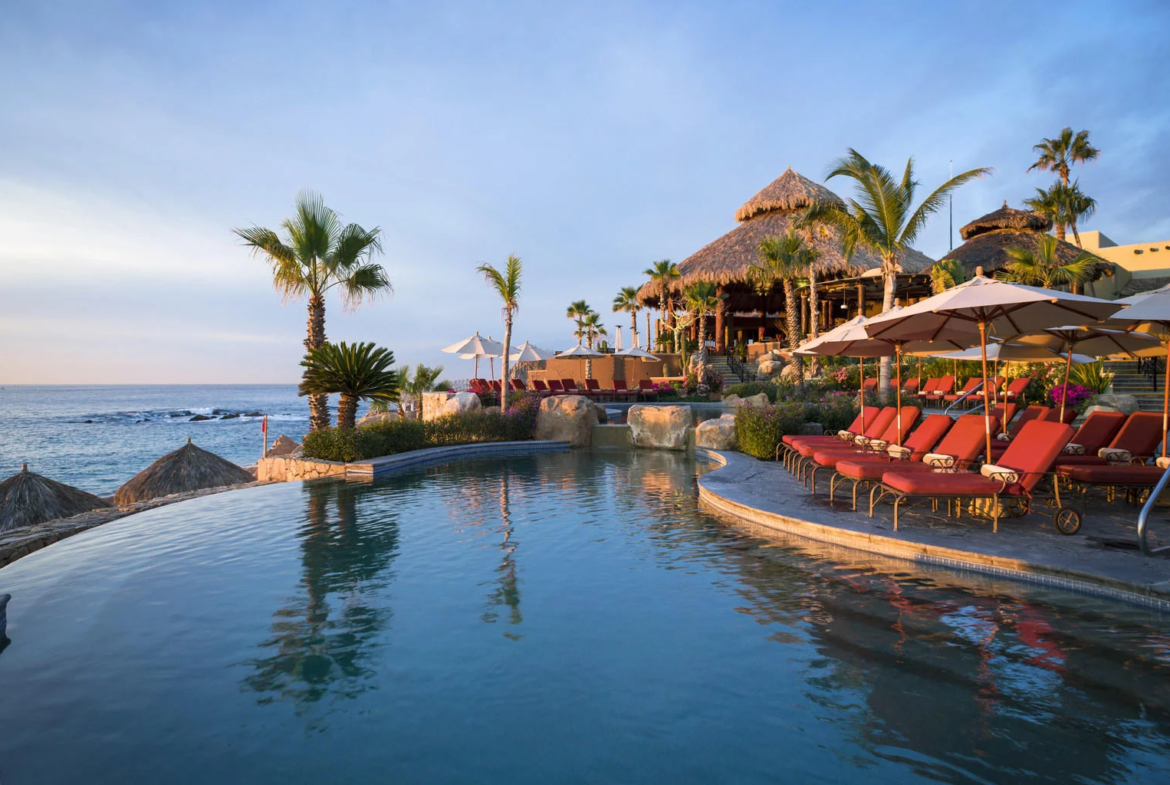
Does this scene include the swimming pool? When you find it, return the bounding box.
[1,450,1168,783]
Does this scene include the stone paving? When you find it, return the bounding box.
[698,450,1170,605]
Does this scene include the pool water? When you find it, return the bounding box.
[1,451,1169,783]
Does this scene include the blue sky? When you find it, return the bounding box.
[2,0,1167,384]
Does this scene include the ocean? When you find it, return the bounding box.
[0,386,325,497]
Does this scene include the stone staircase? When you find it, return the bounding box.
[1103,360,1165,412]
[708,355,750,385]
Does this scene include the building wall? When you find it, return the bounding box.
[1083,231,1170,277]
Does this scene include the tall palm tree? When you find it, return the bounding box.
[299,342,400,430]
[1024,181,1098,252]
[643,259,680,350]
[612,286,642,349]
[566,299,592,344]
[1028,127,1099,187]
[804,150,990,395]
[751,229,815,382]
[997,234,1097,291]
[478,255,522,410]
[684,282,726,356]
[580,311,607,379]
[235,191,390,431]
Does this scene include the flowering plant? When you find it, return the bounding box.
[1050,382,1092,410]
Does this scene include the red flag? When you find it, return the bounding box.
[262,415,268,436]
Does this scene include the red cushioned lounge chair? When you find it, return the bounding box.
[804,407,920,492]
[828,414,954,509]
[510,379,527,392]
[584,378,612,400]
[489,380,502,393]
[914,378,941,399]
[845,413,999,515]
[547,379,566,395]
[1003,377,1031,402]
[561,379,581,394]
[1042,407,1078,425]
[1054,412,1163,469]
[879,420,1077,534]
[925,376,954,404]
[987,403,1019,431]
[531,379,552,397]
[861,377,878,394]
[943,377,983,407]
[903,378,920,396]
[612,380,633,402]
[638,379,658,401]
[778,406,881,469]
[792,407,899,478]
[989,405,1050,458]
[1052,411,1126,468]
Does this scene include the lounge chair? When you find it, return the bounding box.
[547,379,566,395]
[1052,411,1126,468]
[880,419,1076,533]
[778,406,881,468]
[531,379,552,397]
[1042,407,1078,424]
[584,379,612,399]
[902,378,921,396]
[1054,412,1164,468]
[1003,377,1031,402]
[791,406,900,481]
[987,403,1019,430]
[489,380,503,394]
[1057,462,1169,505]
[914,378,941,399]
[637,380,658,401]
[561,378,581,394]
[611,380,633,401]
[989,405,1050,458]
[510,379,527,392]
[861,377,878,394]
[805,407,922,493]
[943,377,983,407]
[828,414,955,509]
[860,414,1002,516]
[925,376,955,404]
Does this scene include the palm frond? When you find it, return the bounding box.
[902,166,992,244]
[334,263,392,310]
[299,341,399,401]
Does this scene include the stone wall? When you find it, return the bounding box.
[255,456,348,483]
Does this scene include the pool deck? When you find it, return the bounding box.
[696,449,1170,610]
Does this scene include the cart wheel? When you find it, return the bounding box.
[1054,507,1082,536]
[1005,497,1030,518]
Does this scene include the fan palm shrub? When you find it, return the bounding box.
[997,234,1097,291]
[613,286,642,348]
[803,150,990,396]
[299,342,400,430]
[644,259,680,349]
[752,229,816,382]
[478,255,522,410]
[234,191,390,430]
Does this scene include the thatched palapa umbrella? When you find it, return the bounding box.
[115,439,254,505]
[0,465,111,532]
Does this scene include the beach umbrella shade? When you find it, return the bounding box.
[864,272,1124,461]
[0,465,110,532]
[615,346,660,360]
[558,343,604,380]
[442,332,504,378]
[1104,283,1170,457]
[508,341,556,363]
[114,439,255,505]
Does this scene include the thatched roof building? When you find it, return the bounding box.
[939,201,1107,277]
[0,465,110,532]
[115,439,254,505]
[636,168,935,349]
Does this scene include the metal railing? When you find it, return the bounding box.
[941,381,985,415]
[1137,357,1162,391]
[725,355,754,384]
[1137,464,1170,556]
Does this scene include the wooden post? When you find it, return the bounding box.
[856,283,866,318]
[714,286,726,353]
[800,291,809,336]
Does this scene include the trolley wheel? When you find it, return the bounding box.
[1054,507,1082,536]
[1005,497,1030,518]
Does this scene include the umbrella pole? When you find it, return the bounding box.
[1163,339,1170,458]
[860,358,867,431]
[895,345,903,446]
[1060,348,1073,422]
[979,321,992,464]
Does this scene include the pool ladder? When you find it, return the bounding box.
[1137,464,1170,556]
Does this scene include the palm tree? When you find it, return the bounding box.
[805,150,990,395]
[643,259,680,350]
[930,258,968,294]
[684,282,726,356]
[1024,181,1098,252]
[299,342,400,430]
[612,286,642,349]
[578,311,607,379]
[382,363,449,413]
[752,229,815,382]
[478,255,522,410]
[997,234,1097,291]
[566,299,592,345]
[1028,127,1099,187]
[234,191,390,431]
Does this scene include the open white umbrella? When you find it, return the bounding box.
[509,341,556,363]
[615,346,659,360]
[931,340,1095,364]
[558,344,603,358]
[442,332,504,378]
[1106,283,1170,458]
[864,272,1125,462]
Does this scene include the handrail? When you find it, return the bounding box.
[1137,464,1170,556]
[942,381,985,416]
[1137,357,1161,391]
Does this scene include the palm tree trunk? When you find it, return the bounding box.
[501,315,512,410]
[337,393,358,430]
[1055,223,1067,242]
[879,260,896,400]
[1071,218,1082,249]
[306,295,331,431]
[645,311,652,350]
[631,312,638,350]
[807,269,821,377]
[784,280,803,384]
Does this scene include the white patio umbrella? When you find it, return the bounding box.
[615,346,659,360]
[559,343,604,380]
[1105,283,1170,457]
[863,272,1125,462]
[442,332,504,378]
[931,341,1094,363]
[509,341,556,363]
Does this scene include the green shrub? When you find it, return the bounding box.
[1070,360,1113,394]
[735,403,805,459]
[301,427,363,462]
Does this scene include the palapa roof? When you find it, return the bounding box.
[638,168,934,307]
[114,439,254,505]
[0,465,110,532]
[940,200,1106,277]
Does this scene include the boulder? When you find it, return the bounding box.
[356,411,398,428]
[721,392,769,408]
[1080,404,1120,419]
[593,404,609,425]
[439,392,482,417]
[421,391,453,421]
[696,414,737,450]
[266,435,300,457]
[628,405,691,451]
[1091,394,1140,415]
[535,395,598,447]
[780,363,800,380]
[757,359,782,378]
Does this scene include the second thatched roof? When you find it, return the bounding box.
[0,465,111,532]
[637,168,935,306]
[114,439,255,505]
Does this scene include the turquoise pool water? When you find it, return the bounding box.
[1,451,1169,783]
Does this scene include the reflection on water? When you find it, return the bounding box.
[0,450,1167,783]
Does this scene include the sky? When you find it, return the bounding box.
[2,0,1168,384]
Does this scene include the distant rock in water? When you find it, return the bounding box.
[189,414,213,422]
[244,412,264,417]
[84,420,93,424]
[0,465,111,532]
[219,413,240,420]
[114,439,254,505]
